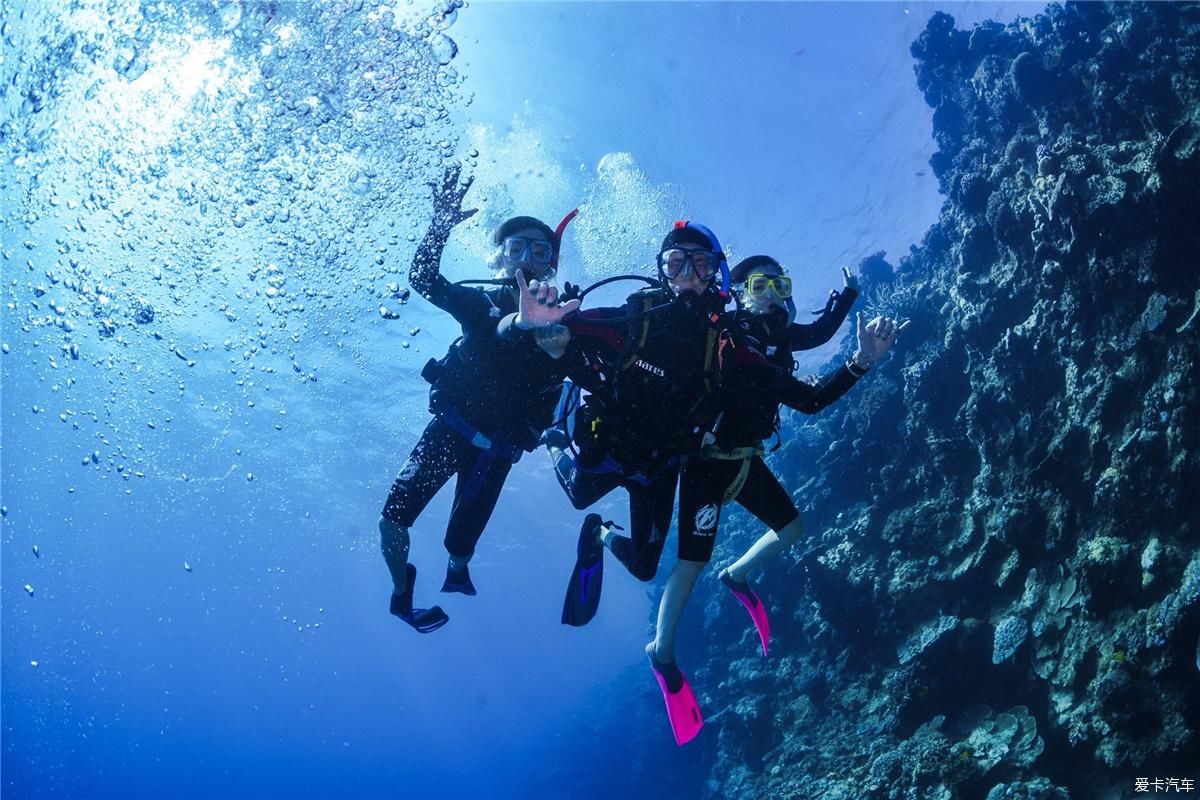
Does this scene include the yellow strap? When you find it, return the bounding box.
[720,456,753,506]
[701,445,762,460]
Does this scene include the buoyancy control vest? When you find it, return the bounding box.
[421,287,566,452]
[572,287,728,472]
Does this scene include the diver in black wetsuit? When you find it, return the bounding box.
[378,165,578,633]
[714,258,863,586]
[673,256,868,659]
[684,258,859,551]
[512,223,736,592]
[649,265,902,745]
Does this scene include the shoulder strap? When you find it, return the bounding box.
[702,326,721,394]
[620,293,658,371]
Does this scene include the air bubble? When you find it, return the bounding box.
[429,34,457,66]
[431,5,458,31]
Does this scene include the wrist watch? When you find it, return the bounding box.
[847,354,871,376]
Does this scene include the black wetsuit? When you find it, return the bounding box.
[549,286,729,580]
[718,289,859,448]
[675,288,859,562]
[380,225,568,560]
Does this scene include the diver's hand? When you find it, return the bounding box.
[851,312,909,369]
[514,269,580,330]
[842,266,860,293]
[430,164,477,230]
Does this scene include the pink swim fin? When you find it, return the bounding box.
[722,570,770,657]
[646,643,703,746]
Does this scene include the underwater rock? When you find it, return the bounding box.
[985,777,1070,800]
[1008,52,1051,108]
[703,3,1200,797]
[132,299,155,325]
[898,615,959,665]
[858,250,896,288]
[1139,537,1161,587]
[991,616,1028,664]
[930,704,1049,793]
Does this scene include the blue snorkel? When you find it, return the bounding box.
[674,220,732,298]
[784,297,798,325]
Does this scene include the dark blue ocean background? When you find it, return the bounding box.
[1,2,1059,798]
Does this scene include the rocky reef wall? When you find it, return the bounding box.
[700,4,1200,798]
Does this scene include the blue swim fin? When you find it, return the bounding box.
[561,514,605,626]
[646,643,703,746]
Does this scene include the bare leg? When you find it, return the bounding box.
[724,513,801,582]
[724,515,804,582]
[651,559,706,663]
[379,517,411,594]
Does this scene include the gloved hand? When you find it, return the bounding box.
[430,163,477,231]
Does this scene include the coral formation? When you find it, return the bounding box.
[992,616,1029,665]
[700,3,1200,797]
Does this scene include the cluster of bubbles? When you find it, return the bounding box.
[1,0,467,480]
[573,152,685,279]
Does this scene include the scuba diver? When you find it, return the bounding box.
[666,253,909,670]
[701,255,861,656]
[505,221,734,602]
[378,164,579,634]
[647,271,904,745]
[656,299,905,746]
[507,221,733,746]
[508,222,886,744]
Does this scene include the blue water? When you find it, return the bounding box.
[2,2,1045,798]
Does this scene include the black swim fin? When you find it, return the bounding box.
[440,562,477,595]
[561,514,605,627]
[391,563,449,634]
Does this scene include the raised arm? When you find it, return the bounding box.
[790,267,860,351]
[745,312,909,413]
[408,164,478,300]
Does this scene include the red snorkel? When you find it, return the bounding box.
[550,208,579,271]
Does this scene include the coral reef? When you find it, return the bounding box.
[701,3,1200,797]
